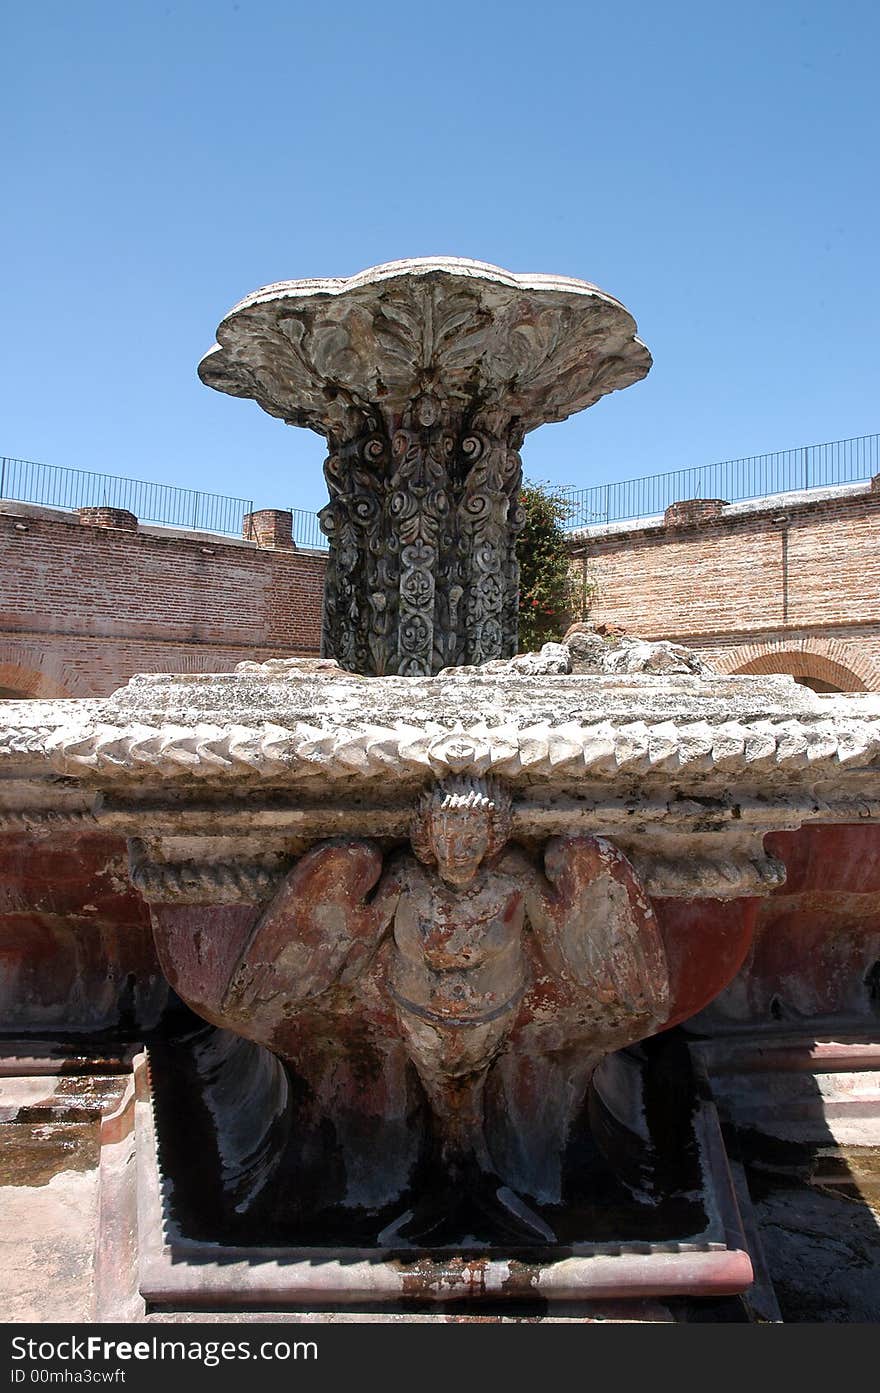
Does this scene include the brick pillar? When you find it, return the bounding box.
[78,506,138,530]
[243,509,295,548]
[664,498,727,528]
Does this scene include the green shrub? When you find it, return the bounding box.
[516,480,589,651]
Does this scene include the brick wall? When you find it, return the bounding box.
[5,477,879,699]
[568,479,880,691]
[0,503,326,697]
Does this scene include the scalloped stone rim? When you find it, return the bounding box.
[211,255,631,329]
[198,255,651,387]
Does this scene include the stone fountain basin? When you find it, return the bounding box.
[1,660,879,1039]
[2,658,879,1314]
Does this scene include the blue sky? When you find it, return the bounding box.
[3,1,878,518]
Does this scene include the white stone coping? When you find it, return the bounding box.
[209,256,634,325]
[2,711,878,785]
[568,480,876,543]
[1,663,878,788]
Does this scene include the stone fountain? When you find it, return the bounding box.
[198,258,650,675]
[2,259,879,1319]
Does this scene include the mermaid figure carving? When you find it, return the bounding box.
[220,776,669,1244]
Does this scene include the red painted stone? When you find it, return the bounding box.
[652,897,759,1030]
[0,832,167,1031]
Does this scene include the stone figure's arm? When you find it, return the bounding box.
[221,839,399,1015]
[522,835,669,1021]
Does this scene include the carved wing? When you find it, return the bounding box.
[221,839,398,1016]
[524,835,669,1021]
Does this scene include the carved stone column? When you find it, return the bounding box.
[318,424,391,675]
[316,398,525,675]
[199,258,651,675]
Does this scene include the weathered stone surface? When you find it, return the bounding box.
[439,641,573,677]
[199,259,651,675]
[0,1147,99,1323]
[0,831,167,1033]
[691,822,880,1029]
[1,645,879,1259]
[563,623,715,676]
[3,659,880,911]
[198,259,651,434]
[8,664,879,828]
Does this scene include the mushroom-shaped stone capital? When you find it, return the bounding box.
[199,257,651,439]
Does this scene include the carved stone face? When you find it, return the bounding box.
[428,809,491,886]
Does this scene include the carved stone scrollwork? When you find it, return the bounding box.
[458,418,524,668]
[389,396,450,677]
[501,442,526,658]
[319,424,392,675]
[318,400,524,677]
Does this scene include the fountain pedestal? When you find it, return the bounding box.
[198,259,651,674]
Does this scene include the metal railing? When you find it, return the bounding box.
[3,431,878,545]
[561,433,880,529]
[289,507,328,550]
[0,455,254,537]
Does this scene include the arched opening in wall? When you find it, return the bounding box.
[0,663,72,700]
[794,675,843,694]
[732,651,866,693]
